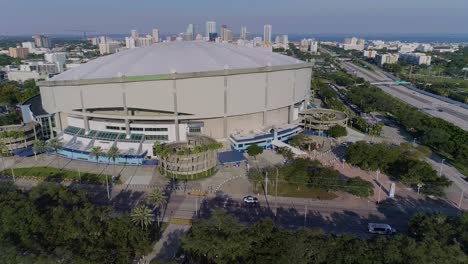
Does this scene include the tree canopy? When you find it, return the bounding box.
[181,210,467,264]
[0,183,152,263]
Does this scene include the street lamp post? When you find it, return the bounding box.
[342,159,346,169]
[439,159,445,176]
[417,183,424,195]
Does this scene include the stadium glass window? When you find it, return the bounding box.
[145,127,168,132]
[145,135,169,141]
[189,127,202,133]
[106,126,121,131]
[130,127,144,131]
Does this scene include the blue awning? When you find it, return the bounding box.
[12,147,36,157]
[218,150,246,164]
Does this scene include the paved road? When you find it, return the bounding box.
[341,61,468,131]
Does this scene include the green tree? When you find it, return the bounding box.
[32,140,46,161]
[130,205,155,230]
[327,125,347,138]
[247,144,263,159]
[47,138,63,167]
[89,146,105,169]
[106,145,121,175]
[147,188,167,227]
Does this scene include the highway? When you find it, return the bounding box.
[341,61,468,131]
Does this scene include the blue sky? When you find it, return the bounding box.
[1,0,467,35]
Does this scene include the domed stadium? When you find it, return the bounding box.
[38,41,313,164]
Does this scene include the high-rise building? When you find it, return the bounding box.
[152,28,160,43]
[45,52,67,73]
[220,25,232,42]
[22,42,35,50]
[186,24,194,41]
[240,26,247,40]
[205,21,216,38]
[125,37,136,49]
[9,47,29,59]
[136,36,153,47]
[131,30,139,39]
[99,43,120,55]
[263,25,272,44]
[33,34,50,48]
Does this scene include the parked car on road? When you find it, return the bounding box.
[243,196,259,205]
[368,223,396,235]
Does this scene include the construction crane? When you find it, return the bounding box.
[64,29,98,40]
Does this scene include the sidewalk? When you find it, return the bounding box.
[142,224,190,263]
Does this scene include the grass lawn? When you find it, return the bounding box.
[163,167,217,181]
[2,167,112,185]
[253,182,338,200]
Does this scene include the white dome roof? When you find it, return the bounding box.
[52,41,304,81]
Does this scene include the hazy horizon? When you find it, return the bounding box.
[1,0,467,36]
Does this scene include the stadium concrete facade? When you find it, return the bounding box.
[39,42,312,163]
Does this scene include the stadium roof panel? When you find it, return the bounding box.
[51,42,305,81]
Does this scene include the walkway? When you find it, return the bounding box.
[142,224,191,263]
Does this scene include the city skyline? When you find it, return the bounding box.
[1,0,468,35]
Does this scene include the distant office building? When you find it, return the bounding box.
[240,26,247,40]
[206,21,216,38]
[22,42,35,50]
[341,37,365,51]
[136,36,153,47]
[45,52,67,73]
[263,25,272,44]
[186,24,194,41]
[399,53,431,65]
[99,43,120,55]
[398,43,418,53]
[220,25,233,42]
[195,34,203,41]
[125,37,136,49]
[131,30,139,39]
[152,28,160,43]
[275,35,288,46]
[375,53,399,66]
[208,33,218,42]
[9,47,29,59]
[416,44,433,53]
[300,39,318,53]
[33,34,50,48]
[362,50,378,59]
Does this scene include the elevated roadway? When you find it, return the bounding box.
[341,61,468,131]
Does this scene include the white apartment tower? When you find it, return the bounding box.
[152,28,159,43]
[206,21,216,38]
[240,26,247,40]
[263,25,272,44]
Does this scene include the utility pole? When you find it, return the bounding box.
[275,168,278,216]
[105,174,110,200]
[10,167,15,183]
[439,159,445,176]
[265,171,268,196]
[417,183,423,195]
[195,197,198,217]
[459,190,464,209]
[304,204,307,228]
[377,184,382,204]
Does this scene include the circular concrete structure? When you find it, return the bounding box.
[39,42,312,159]
[299,108,349,131]
[162,135,218,178]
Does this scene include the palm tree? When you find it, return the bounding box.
[47,138,63,168]
[32,140,46,161]
[106,145,121,175]
[89,146,105,169]
[130,205,155,229]
[147,188,167,227]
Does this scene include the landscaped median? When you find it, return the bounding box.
[1,167,117,185]
[249,158,374,200]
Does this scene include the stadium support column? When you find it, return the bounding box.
[80,90,90,135]
[223,66,229,138]
[172,72,180,141]
[263,64,271,126]
[122,91,130,139]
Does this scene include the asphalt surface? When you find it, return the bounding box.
[341,61,468,131]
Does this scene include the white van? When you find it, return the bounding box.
[368,223,396,235]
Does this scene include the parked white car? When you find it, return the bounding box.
[243,196,259,205]
[368,223,396,235]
